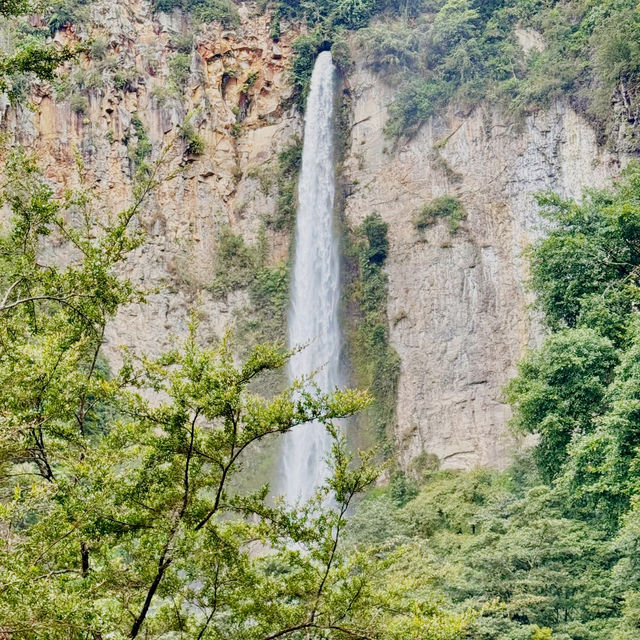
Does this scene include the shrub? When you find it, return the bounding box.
[415,195,466,233]
[48,0,88,35]
[247,262,290,343]
[69,93,88,114]
[172,33,194,53]
[347,213,400,452]
[153,0,240,27]
[290,33,323,105]
[178,120,205,155]
[113,68,137,92]
[89,38,107,61]
[266,138,303,231]
[168,52,191,90]
[331,0,375,29]
[361,212,389,263]
[82,69,103,90]
[331,36,353,75]
[126,114,152,176]
[209,226,256,297]
[386,78,451,138]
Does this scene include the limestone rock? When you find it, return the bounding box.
[343,65,625,470]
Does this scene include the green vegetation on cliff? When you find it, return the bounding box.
[347,213,400,454]
[153,0,240,26]
[356,0,640,147]
[264,0,640,148]
[0,0,76,98]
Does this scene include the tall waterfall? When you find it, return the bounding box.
[281,51,340,504]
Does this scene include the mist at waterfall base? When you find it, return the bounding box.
[279,51,341,505]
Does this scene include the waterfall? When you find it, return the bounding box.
[280,51,340,504]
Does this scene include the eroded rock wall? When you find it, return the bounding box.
[1,0,302,363]
[343,66,625,469]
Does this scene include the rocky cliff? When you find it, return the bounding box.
[0,1,627,471]
[343,66,625,469]
[1,0,303,364]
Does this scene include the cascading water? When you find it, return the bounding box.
[280,51,340,504]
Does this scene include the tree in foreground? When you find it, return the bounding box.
[0,146,467,639]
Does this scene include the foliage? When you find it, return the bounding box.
[415,195,466,233]
[152,0,240,26]
[528,175,640,335]
[506,327,618,481]
[275,0,430,106]
[348,465,623,640]
[506,165,640,530]
[349,0,640,146]
[168,52,191,91]
[125,114,153,179]
[0,0,78,94]
[263,138,303,231]
[112,67,138,92]
[330,35,353,74]
[0,143,472,639]
[209,225,257,297]
[47,0,90,34]
[289,32,324,106]
[178,119,206,155]
[68,91,89,114]
[246,260,290,343]
[317,164,640,639]
[346,213,400,454]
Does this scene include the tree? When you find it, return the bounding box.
[558,322,640,530]
[505,327,618,481]
[0,0,76,92]
[528,170,640,335]
[0,146,463,638]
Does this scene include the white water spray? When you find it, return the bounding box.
[280,51,340,504]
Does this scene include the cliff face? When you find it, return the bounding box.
[343,66,625,469]
[0,3,628,470]
[1,0,303,364]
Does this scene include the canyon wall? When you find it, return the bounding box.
[343,66,625,469]
[1,0,303,364]
[0,2,628,470]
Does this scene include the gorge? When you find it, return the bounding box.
[2,1,640,638]
[0,0,625,474]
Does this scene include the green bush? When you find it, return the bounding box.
[172,33,195,53]
[331,36,353,75]
[347,213,400,452]
[178,120,205,155]
[168,52,191,90]
[209,226,256,297]
[265,138,303,231]
[415,195,466,232]
[126,114,152,177]
[48,0,89,35]
[89,38,107,61]
[247,262,290,344]
[113,68,137,92]
[386,78,451,137]
[69,92,88,114]
[355,0,640,147]
[153,0,240,27]
[290,33,324,106]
